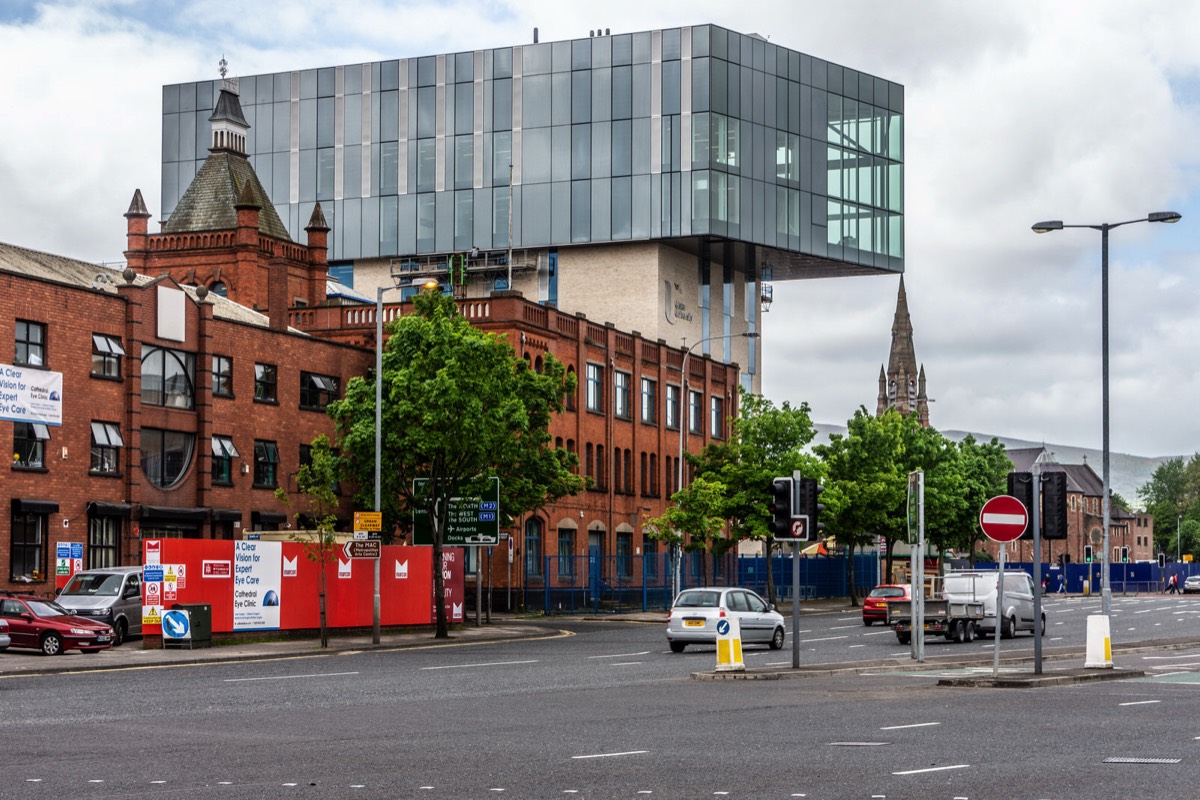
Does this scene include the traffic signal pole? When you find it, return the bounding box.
[791,470,802,669]
[1032,461,1043,674]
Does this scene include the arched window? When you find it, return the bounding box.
[210,281,228,297]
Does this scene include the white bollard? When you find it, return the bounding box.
[715,613,745,672]
[1084,614,1113,669]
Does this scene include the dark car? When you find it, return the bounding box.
[0,593,114,655]
[862,584,911,626]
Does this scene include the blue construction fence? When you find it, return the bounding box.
[972,560,1200,596]
[521,551,881,615]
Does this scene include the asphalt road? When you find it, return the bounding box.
[3,595,1200,799]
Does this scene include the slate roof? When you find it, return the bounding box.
[1007,446,1103,496]
[0,241,288,331]
[161,152,291,241]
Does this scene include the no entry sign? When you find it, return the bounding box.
[979,495,1029,543]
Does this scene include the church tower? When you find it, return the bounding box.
[876,276,930,427]
[124,61,329,328]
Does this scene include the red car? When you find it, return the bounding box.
[0,593,114,655]
[862,584,911,626]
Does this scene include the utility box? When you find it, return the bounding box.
[163,603,213,649]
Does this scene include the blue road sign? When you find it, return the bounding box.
[162,609,191,640]
[143,566,164,583]
[716,619,730,636]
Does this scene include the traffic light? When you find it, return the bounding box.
[768,477,794,541]
[1084,545,1093,563]
[796,477,825,542]
[1158,552,1166,569]
[1007,472,1034,540]
[1120,546,1130,563]
[1041,472,1068,540]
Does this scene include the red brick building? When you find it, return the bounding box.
[1,77,739,604]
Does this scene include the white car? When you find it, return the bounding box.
[666,587,786,653]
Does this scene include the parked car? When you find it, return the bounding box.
[0,593,114,655]
[55,565,143,645]
[1183,575,1200,595]
[666,587,786,653]
[0,618,9,651]
[862,584,911,626]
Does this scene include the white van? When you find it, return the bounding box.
[56,566,142,646]
[942,570,1043,638]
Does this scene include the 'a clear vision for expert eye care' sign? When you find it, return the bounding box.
[0,364,63,426]
[233,540,281,630]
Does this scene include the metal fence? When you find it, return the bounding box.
[520,552,880,614]
[968,560,1200,595]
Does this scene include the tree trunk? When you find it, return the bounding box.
[318,556,329,648]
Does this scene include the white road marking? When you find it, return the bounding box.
[224,671,359,683]
[572,750,649,759]
[849,644,866,648]
[421,660,538,670]
[894,764,969,775]
[1119,700,1161,707]
[1141,653,1200,660]
[610,661,644,666]
[588,651,650,659]
[880,722,941,731]
[829,742,888,746]
[800,636,848,643]
[862,630,895,636]
[830,624,861,630]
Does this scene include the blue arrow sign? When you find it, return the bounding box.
[716,619,730,636]
[162,610,191,639]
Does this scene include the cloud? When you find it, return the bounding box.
[2,0,1198,458]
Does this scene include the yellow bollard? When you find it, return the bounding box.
[1083,579,1091,597]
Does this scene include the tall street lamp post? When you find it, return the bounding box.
[374,278,438,643]
[671,330,759,600]
[1032,211,1181,617]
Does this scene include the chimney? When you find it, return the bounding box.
[267,258,289,331]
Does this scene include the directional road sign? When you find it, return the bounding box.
[979,495,1029,543]
[162,609,191,640]
[412,477,501,546]
[343,540,381,559]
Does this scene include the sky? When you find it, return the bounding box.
[1,0,1198,458]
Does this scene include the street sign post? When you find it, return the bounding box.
[980,494,1028,677]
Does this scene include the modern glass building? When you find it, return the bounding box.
[162,24,903,392]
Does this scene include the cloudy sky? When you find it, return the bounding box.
[2,0,1197,458]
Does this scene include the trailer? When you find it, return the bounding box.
[887,598,985,644]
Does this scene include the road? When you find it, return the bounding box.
[2,594,1199,799]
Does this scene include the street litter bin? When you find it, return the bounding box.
[163,603,212,649]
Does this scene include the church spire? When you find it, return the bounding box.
[877,276,931,426]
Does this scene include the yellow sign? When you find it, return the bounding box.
[1185,555,1194,563]
[353,511,383,532]
[143,606,162,626]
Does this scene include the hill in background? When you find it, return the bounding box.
[811,424,1175,509]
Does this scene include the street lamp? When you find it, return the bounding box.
[1032,210,1181,617]
[374,277,438,643]
[670,330,760,599]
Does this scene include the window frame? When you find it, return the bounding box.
[14,319,46,368]
[139,428,195,489]
[254,363,278,404]
[10,509,47,583]
[12,422,49,469]
[299,371,339,410]
[665,384,680,431]
[640,377,657,425]
[90,333,125,379]
[613,370,631,420]
[253,439,280,488]
[688,389,704,435]
[212,355,234,398]
[585,362,604,413]
[557,526,575,578]
[211,434,240,485]
[89,421,124,475]
[87,516,120,569]
[710,395,725,440]
[140,346,196,409]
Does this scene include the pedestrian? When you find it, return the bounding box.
[1168,573,1178,594]
[1057,576,1066,594]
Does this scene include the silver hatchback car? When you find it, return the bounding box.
[666,587,786,653]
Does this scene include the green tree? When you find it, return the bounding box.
[274,434,341,648]
[690,393,820,603]
[947,435,1013,562]
[815,408,908,603]
[643,475,730,587]
[1139,457,1188,533]
[327,291,584,638]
